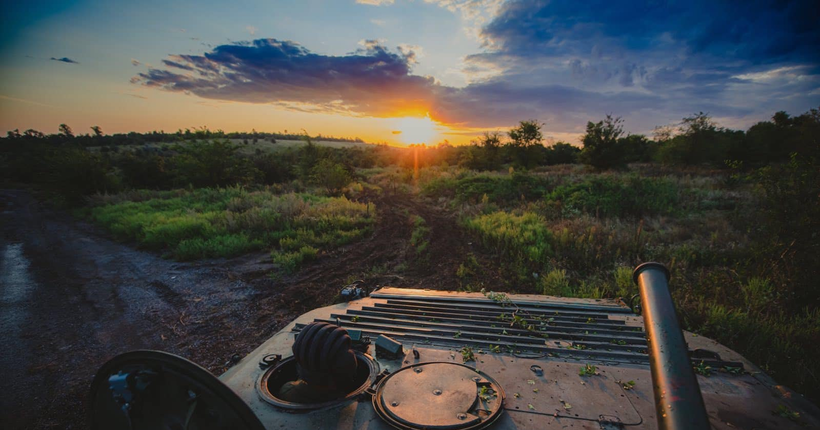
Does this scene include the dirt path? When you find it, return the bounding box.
[0,187,498,429]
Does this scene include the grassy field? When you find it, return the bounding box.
[87,139,371,155]
[418,164,818,399]
[84,187,375,271]
[60,157,818,401]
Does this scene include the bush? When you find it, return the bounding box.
[170,140,261,188]
[120,153,170,189]
[409,215,430,255]
[543,142,581,165]
[312,158,352,195]
[175,234,263,260]
[541,269,571,296]
[579,115,627,170]
[464,211,552,271]
[45,148,121,204]
[422,172,553,206]
[88,188,375,272]
[751,152,820,309]
[547,175,680,218]
[272,246,319,273]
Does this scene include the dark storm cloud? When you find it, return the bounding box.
[480,0,820,65]
[133,39,439,118]
[132,37,666,127]
[50,57,78,64]
[134,1,820,132]
[465,0,820,129]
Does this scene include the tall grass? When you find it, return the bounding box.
[88,187,375,269]
[547,175,681,218]
[454,168,818,400]
[464,211,553,277]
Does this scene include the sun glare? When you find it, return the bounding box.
[395,115,439,145]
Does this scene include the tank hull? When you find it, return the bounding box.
[219,288,820,429]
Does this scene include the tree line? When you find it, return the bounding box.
[4,124,365,147]
[457,107,819,171]
[1,107,817,205]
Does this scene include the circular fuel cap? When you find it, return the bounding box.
[89,350,264,430]
[373,362,505,430]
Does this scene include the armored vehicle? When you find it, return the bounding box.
[89,263,820,429]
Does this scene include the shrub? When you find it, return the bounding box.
[312,158,352,195]
[751,152,820,309]
[541,269,572,296]
[175,234,262,260]
[464,211,552,271]
[455,173,553,205]
[613,266,635,297]
[170,140,261,187]
[272,246,319,273]
[543,142,581,165]
[547,175,680,218]
[409,215,430,255]
[88,188,374,272]
[579,115,627,170]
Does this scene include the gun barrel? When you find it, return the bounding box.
[633,262,710,430]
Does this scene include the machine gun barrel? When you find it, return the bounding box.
[633,262,710,430]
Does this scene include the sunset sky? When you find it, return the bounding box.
[1,0,818,145]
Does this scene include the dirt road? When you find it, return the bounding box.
[0,188,498,429]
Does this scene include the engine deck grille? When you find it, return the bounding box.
[294,290,741,367]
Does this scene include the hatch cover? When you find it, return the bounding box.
[89,350,264,430]
[373,362,505,430]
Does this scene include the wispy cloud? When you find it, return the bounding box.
[370,19,387,27]
[356,0,395,6]
[246,25,257,36]
[131,59,141,66]
[0,95,54,107]
[50,57,78,64]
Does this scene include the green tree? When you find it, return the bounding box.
[59,123,74,138]
[579,115,626,170]
[468,131,503,170]
[312,158,351,195]
[170,140,260,187]
[544,142,580,165]
[298,134,321,179]
[507,120,544,168]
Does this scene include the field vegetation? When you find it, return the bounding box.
[1,107,818,401]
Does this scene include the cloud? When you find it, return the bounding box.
[131,59,141,66]
[135,0,820,135]
[50,57,78,64]
[370,19,387,27]
[397,44,424,64]
[246,25,257,36]
[356,0,395,5]
[132,37,664,129]
[461,0,820,130]
[132,39,440,119]
[0,95,54,107]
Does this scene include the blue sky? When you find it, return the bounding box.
[1,0,818,144]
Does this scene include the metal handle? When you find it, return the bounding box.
[633,262,710,430]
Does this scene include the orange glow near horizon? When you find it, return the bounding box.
[393,115,441,145]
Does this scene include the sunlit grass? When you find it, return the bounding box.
[87,187,375,270]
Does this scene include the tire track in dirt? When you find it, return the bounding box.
[0,187,506,429]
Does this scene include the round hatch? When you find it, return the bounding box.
[89,350,264,430]
[257,351,380,411]
[373,362,505,430]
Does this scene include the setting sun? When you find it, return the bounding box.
[394,115,439,145]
